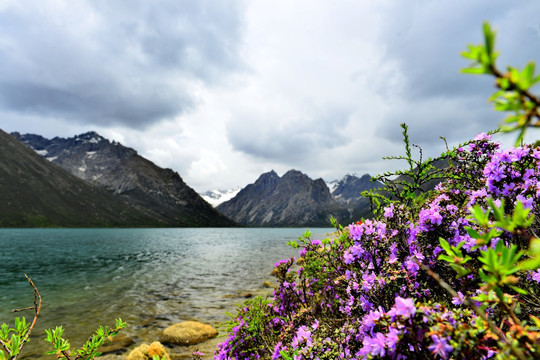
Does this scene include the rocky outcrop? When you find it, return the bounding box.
[160,321,218,346]
[12,131,236,227]
[126,342,170,360]
[217,170,350,227]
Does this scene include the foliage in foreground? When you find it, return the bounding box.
[0,275,125,360]
[214,23,540,360]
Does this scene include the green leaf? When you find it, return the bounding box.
[483,22,497,59]
[462,67,489,75]
[519,238,540,270]
[520,62,536,88]
[10,334,20,356]
[509,285,528,295]
[439,238,452,255]
[465,227,481,239]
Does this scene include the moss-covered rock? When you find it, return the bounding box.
[126,341,170,360]
[160,321,217,346]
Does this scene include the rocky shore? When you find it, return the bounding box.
[97,285,276,360]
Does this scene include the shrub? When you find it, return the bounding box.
[215,23,540,360]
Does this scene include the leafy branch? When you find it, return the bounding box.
[0,275,41,360]
[433,199,540,360]
[45,318,126,360]
[362,123,447,216]
[462,22,540,145]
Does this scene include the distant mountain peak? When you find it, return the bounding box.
[217,168,348,227]
[76,131,105,143]
[261,170,279,178]
[11,131,235,227]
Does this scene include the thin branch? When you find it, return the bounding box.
[0,339,10,357]
[10,307,35,313]
[15,274,42,358]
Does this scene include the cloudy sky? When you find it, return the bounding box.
[1,1,540,192]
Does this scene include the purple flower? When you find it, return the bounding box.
[362,272,376,291]
[349,223,364,240]
[516,194,534,210]
[359,296,373,311]
[362,307,384,329]
[362,332,387,357]
[272,342,285,360]
[419,207,443,226]
[292,326,312,349]
[451,291,465,306]
[532,270,540,282]
[393,296,416,319]
[385,327,400,352]
[428,335,453,359]
[474,132,492,141]
[404,258,419,276]
[384,203,395,218]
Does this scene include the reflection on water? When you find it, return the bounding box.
[0,228,332,359]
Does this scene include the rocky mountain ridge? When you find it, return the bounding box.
[216,170,380,227]
[0,130,186,227]
[13,131,235,227]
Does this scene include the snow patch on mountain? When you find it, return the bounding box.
[326,179,339,194]
[200,188,241,207]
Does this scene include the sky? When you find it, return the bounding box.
[1,1,540,192]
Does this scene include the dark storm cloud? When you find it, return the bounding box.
[0,0,244,128]
[0,81,186,125]
[227,108,352,163]
[374,1,540,144]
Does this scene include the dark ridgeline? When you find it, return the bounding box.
[217,170,382,227]
[8,131,236,227]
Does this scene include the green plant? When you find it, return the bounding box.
[45,318,126,360]
[462,22,540,145]
[0,275,126,360]
[0,275,41,360]
[433,198,540,360]
[362,123,447,217]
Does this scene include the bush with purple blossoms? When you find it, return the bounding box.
[214,23,540,360]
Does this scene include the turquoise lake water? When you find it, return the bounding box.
[0,228,333,359]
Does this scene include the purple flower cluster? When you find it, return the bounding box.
[215,136,540,359]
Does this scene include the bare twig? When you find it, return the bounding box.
[16,274,42,359]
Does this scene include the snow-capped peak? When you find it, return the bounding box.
[326,179,339,194]
[200,188,241,207]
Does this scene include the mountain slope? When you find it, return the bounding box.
[13,131,235,227]
[217,170,349,227]
[0,130,174,227]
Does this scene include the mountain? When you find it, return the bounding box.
[0,130,180,227]
[200,188,242,207]
[330,174,383,205]
[12,131,235,227]
[216,170,350,227]
[327,174,383,222]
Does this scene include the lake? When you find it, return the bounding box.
[0,228,333,359]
